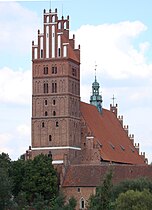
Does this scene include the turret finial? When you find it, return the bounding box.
[95,63,97,82]
[111,94,116,107]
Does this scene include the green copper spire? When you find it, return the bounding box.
[90,65,103,113]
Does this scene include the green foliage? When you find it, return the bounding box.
[0,153,12,210]
[11,154,58,206]
[114,189,152,210]
[112,177,152,201]
[88,168,113,210]
[52,193,77,210]
[0,152,76,209]
[11,159,26,197]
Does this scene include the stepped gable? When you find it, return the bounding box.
[80,101,145,165]
[62,164,152,187]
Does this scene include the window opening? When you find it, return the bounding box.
[40,49,43,58]
[56,121,59,127]
[53,99,56,105]
[80,198,85,209]
[42,122,44,128]
[45,111,48,116]
[49,135,52,141]
[55,83,57,92]
[53,111,56,116]
[44,67,48,74]
[45,100,48,105]
[58,48,61,57]
[44,83,48,93]
[52,66,57,74]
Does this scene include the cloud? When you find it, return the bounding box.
[72,21,152,80]
[16,124,31,137]
[0,67,31,104]
[0,125,31,160]
[0,2,39,55]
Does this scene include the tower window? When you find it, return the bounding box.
[53,111,56,116]
[56,121,59,127]
[53,99,56,105]
[45,100,48,105]
[44,83,48,93]
[58,48,61,57]
[49,135,52,141]
[72,68,77,77]
[52,83,57,93]
[42,122,44,128]
[44,67,48,74]
[52,66,57,74]
[45,111,48,116]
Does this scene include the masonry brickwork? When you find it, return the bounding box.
[26,8,152,210]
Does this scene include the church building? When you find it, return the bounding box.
[26,8,152,210]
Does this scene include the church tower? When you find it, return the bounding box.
[31,9,81,163]
[90,67,103,113]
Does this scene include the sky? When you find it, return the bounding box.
[0,0,152,163]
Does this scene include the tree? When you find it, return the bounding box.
[112,177,152,201]
[11,154,58,207]
[88,168,113,210]
[114,189,152,210]
[0,153,13,210]
[52,193,77,210]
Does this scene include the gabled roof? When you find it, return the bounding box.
[80,102,145,165]
[62,164,152,187]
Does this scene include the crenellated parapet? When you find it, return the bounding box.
[118,115,123,126]
[129,134,134,145]
[114,103,148,163]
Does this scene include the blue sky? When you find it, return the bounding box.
[0,0,152,163]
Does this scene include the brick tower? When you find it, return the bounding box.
[31,8,81,163]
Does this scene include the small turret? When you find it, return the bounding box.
[90,65,103,113]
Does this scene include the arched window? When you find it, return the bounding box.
[80,198,85,209]
[44,83,48,93]
[45,99,47,105]
[53,111,56,116]
[44,66,48,74]
[45,111,48,116]
[49,135,52,141]
[42,122,44,128]
[56,121,59,127]
[52,66,57,74]
[52,82,57,93]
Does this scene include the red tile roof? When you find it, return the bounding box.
[80,102,145,165]
[62,164,152,187]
